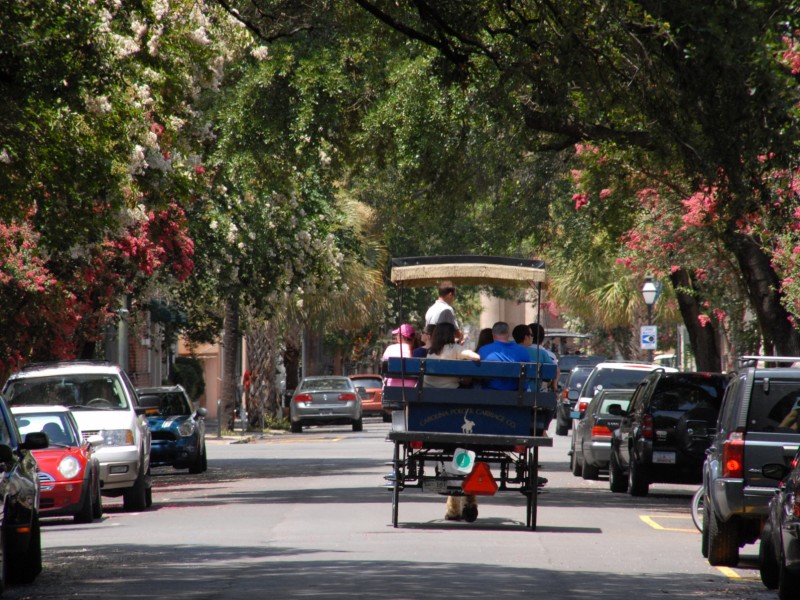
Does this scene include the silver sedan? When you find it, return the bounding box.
[289,376,363,433]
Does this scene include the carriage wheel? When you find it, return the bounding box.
[526,447,538,531]
[391,441,401,527]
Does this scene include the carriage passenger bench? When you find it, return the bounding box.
[383,357,556,530]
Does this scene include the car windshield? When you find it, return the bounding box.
[14,413,79,446]
[5,375,130,411]
[139,392,191,417]
[301,378,352,391]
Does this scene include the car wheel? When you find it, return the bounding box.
[570,444,583,477]
[5,511,42,585]
[352,417,363,432]
[609,451,627,493]
[581,447,600,480]
[759,520,779,590]
[123,465,148,512]
[201,445,208,472]
[92,472,103,520]
[701,495,709,558]
[628,456,649,497]
[189,442,206,474]
[73,478,94,523]
[779,547,800,600]
[290,421,303,433]
[707,505,739,566]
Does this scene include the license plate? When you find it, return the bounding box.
[319,409,333,415]
[653,451,676,464]
[422,478,448,493]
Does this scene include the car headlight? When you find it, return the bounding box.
[177,421,195,437]
[58,455,82,479]
[100,429,135,446]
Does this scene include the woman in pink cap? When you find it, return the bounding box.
[382,323,417,387]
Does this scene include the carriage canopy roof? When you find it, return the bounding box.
[390,256,546,288]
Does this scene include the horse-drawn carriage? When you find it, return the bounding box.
[383,256,556,530]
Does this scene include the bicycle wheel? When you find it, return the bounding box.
[691,487,704,532]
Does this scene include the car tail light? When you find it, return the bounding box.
[577,400,589,414]
[591,425,612,438]
[338,393,357,401]
[293,393,313,402]
[722,431,745,478]
[513,445,526,454]
[793,495,800,519]
[641,414,654,439]
[410,440,423,449]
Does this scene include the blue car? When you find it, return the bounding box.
[136,385,207,474]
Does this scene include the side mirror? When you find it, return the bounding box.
[20,432,49,450]
[196,407,208,419]
[86,434,104,448]
[762,463,791,481]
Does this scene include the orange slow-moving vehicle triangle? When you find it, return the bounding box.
[461,462,498,496]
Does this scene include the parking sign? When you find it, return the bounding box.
[641,325,657,350]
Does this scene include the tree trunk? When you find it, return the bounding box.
[221,295,240,429]
[729,233,800,356]
[669,269,721,372]
[283,319,302,394]
[245,320,280,427]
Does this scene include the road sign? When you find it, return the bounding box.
[641,326,657,350]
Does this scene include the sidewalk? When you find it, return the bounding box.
[202,418,289,443]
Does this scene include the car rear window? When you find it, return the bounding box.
[750,379,800,433]
[567,368,592,391]
[599,397,632,415]
[586,368,652,395]
[301,379,352,391]
[649,379,725,412]
[351,378,382,389]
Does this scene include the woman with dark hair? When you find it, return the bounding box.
[475,327,494,352]
[423,323,480,389]
[412,324,435,358]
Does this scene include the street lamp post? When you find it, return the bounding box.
[641,276,658,363]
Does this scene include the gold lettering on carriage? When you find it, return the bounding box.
[418,408,517,431]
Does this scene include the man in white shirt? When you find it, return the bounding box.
[425,280,463,342]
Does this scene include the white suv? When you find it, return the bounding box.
[3,361,152,511]
[568,361,677,476]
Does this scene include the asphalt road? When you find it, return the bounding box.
[4,418,777,599]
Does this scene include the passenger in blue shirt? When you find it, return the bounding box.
[512,323,558,391]
[477,322,532,390]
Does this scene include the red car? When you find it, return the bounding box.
[12,406,103,523]
[349,374,384,418]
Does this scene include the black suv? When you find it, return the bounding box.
[609,370,729,497]
[0,392,48,591]
[702,356,800,567]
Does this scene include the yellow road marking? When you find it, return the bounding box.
[264,437,343,444]
[717,567,740,578]
[639,514,697,533]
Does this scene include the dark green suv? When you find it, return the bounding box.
[0,392,48,592]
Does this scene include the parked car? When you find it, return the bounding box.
[702,356,800,567]
[348,374,383,417]
[290,376,363,433]
[568,361,675,464]
[11,406,103,523]
[609,370,729,496]
[758,448,800,599]
[0,393,48,590]
[556,364,597,436]
[3,361,153,512]
[136,385,207,474]
[571,388,635,479]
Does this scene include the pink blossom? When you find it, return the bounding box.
[573,193,589,210]
[599,189,611,199]
[697,314,711,327]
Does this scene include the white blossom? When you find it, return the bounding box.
[251,46,269,61]
[210,220,218,230]
[85,94,112,114]
[128,145,146,175]
[152,0,169,21]
[0,149,11,164]
[188,27,211,46]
